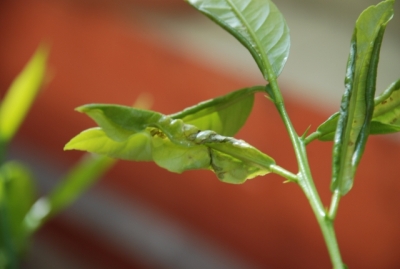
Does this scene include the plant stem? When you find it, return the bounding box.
[269,164,298,183]
[0,199,18,269]
[266,81,345,268]
[328,190,342,220]
[304,131,321,145]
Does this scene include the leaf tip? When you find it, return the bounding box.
[75,105,91,113]
[63,141,74,151]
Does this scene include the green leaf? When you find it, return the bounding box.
[23,154,115,235]
[210,150,266,184]
[371,79,400,132]
[186,0,290,80]
[76,105,163,142]
[64,127,153,161]
[66,105,276,184]
[193,130,274,183]
[316,79,400,140]
[0,161,36,254]
[170,86,263,136]
[331,0,394,195]
[152,136,210,173]
[0,45,48,145]
[315,113,340,141]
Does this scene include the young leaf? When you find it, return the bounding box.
[316,78,400,141]
[370,79,400,133]
[210,149,268,184]
[332,0,394,195]
[76,105,163,142]
[186,0,290,80]
[0,161,36,253]
[65,127,153,161]
[66,105,276,184]
[151,136,210,173]
[170,86,263,136]
[23,154,115,235]
[194,130,274,183]
[0,45,48,145]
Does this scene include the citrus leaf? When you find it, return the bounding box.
[152,136,210,173]
[23,154,115,236]
[47,155,114,217]
[316,79,400,140]
[331,0,394,195]
[64,127,153,161]
[371,79,400,131]
[194,130,273,183]
[186,0,290,80]
[75,105,163,142]
[0,45,48,145]
[315,113,340,141]
[170,86,263,136]
[66,105,276,184]
[210,150,268,184]
[0,161,36,254]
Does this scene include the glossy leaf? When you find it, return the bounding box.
[186,0,290,80]
[170,86,263,136]
[0,45,48,145]
[331,0,394,195]
[66,105,276,183]
[316,79,400,140]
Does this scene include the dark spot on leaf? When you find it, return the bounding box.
[150,128,166,138]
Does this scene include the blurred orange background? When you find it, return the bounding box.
[1,0,399,268]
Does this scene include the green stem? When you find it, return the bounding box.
[269,164,298,183]
[328,191,342,220]
[266,81,345,268]
[304,131,321,145]
[0,199,18,269]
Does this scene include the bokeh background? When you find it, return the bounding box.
[1,0,400,268]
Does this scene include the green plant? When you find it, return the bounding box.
[65,0,398,268]
[0,46,115,269]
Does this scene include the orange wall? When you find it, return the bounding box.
[1,1,400,268]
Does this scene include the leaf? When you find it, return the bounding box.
[170,86,263,136]
[316,79,400,140]
[47,154,114,215]
[315,113,340,141]
[331,0,394,195]
[370,79,400,132]
[186,0,290,80]
[23,154,115,235]
[210,150,266,184]
[64,127,153,161]
[0,45,48,145]
[76,105,163,142]
[194,130,273,183]
[152,136,210,173]
[0,161,36,253]
[66,105,276,183]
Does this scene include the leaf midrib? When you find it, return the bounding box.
[226,0,271,79]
